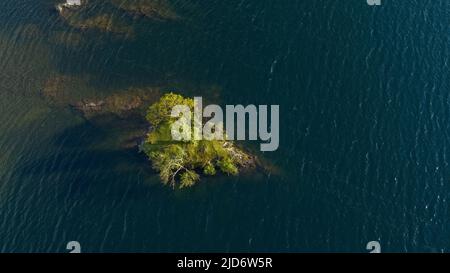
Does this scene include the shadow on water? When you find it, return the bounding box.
[13,114,163,201]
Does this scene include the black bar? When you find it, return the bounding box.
[0,253,439,272]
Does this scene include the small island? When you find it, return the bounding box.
[141,93,257,188]
[40,75,270,189]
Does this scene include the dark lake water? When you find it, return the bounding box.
[1,0,449,252]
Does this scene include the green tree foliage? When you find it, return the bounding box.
[145,93,193,128]
[141,93,245,188]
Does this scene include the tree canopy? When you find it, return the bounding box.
[141,93,248,188]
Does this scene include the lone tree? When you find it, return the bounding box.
[141,93,251,188]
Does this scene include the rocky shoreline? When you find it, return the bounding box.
[68,89,161,119]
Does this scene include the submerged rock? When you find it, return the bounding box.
[57,1,134,37]
[41,75,161,118]
[41,75,95,104]
[41,75,74,102]
[69,88,161,119]
[56,0,179,37]
[109,0,180,21]
[61,13,134,37]
[41,75,161,149]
